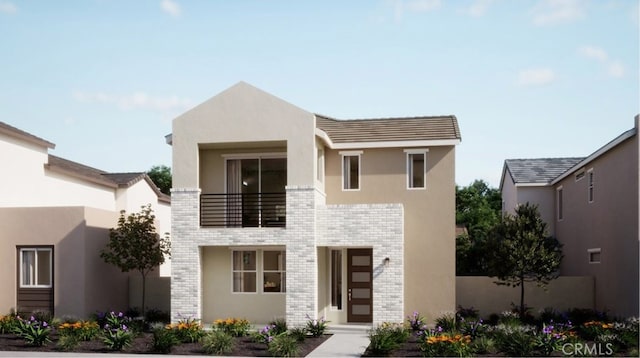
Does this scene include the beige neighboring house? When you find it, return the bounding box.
[500,116,639,318]
[168,81,461,326]
[0,121,171,318]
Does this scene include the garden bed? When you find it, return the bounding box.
[0,332,331,356]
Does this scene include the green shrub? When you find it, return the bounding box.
[167,316,205,343]
[57,320,100,341]
[305,315,328,337]
[268,333,299,357]
[0,313,19,334]
[471,336,496,355]
[270,318,288,336]
[100,311,133,351]
[491,324,536,357]
[407,311,425,331]
[13,315,51,347]
[419,332,473,357]
[202,330,235,355]
[214,317,251,337]
[435,312,458,332]
[288,327,307,342]
[367,323,409,356]
[151,327,180,354]
[57,334,80,351]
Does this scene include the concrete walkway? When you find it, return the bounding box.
[0,325,372,358]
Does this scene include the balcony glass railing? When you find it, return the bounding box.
[200,193,286,228]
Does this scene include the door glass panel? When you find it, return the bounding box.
[331,250,342,309]
[352,305,370,315]
[21,251,35,286]
[352,255,370,266]
[37,251,51,286]
[352,288,370,299]
[352,272,370,282]
[261,158,286,193]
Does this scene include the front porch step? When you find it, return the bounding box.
[326,323,372,334]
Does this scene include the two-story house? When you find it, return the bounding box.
[500,116,639,318]
[168,82,461,326]
[0,121,170,317]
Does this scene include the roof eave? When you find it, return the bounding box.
[44,163,118,189]
[550,127,637,185]
[322,139,460,150]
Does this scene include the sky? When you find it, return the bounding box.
[1,0,638,188]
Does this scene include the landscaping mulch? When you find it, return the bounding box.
[0,332,332,356]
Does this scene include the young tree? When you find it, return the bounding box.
[485,202,563,319]
[147,165,172,195]
[100,204,170,317]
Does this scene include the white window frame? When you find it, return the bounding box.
[588,248,601,264]
[231,250,257,294]
[19,248,52,288]
[575,169,585,181]
[340,151,362,191]
[587,168,594,203]
[262,250,286,294]
[404,149,428,190]
[556,186,563,221]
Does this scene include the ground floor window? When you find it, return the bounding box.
[232,249,286,293]
[20,247,52,288]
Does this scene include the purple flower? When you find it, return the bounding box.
[42,322,48,327]
[118,312,123,318]
[122,324,128,331]
[543,325,554,334]
[437,326,443,332]
[30,316,35,321]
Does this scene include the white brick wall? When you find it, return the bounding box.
[171,186,404,326]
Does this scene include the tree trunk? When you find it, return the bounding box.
[519,276,525,320]
[141,272,147,318]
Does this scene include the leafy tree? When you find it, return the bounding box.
[484,202,563,319]
[147,165,172,195]
[455,180,502,275]
[100,204,170,317]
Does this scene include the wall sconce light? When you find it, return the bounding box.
[383,257,390,267]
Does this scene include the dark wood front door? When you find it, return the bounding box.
[347,248,372,323]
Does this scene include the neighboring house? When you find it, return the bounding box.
[0,121,171,318]
[500,116,639,318]
[168,81,461,326]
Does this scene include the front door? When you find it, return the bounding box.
[347,248,372,323]
[16,246,54,315]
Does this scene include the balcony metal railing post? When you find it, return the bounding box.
[200,192,286,228]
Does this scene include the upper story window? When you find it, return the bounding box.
[317,148,325,183]
[20,248,52,288]
[405,149,428,189]
[556,186,563,221]
[340,151,362,191]
[575,169,585,181]
[587,169,594,203]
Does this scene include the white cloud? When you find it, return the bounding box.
[607,61,625,78]
[0,1,17,14]
[578,45,626,79]
[73,91,193,112]
[531,0,585,26]
[161,0,181,17]
[393,0,441,22]
[465,0,496,17]
[578,45,608,62]
[517,68,556,86]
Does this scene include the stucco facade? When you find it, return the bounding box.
[499,116,639,318]
[0,121,170,317]
[169,82,459,326]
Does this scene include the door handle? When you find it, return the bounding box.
[348,289,352,302]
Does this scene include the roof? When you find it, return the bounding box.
[504,157,585,185]
[46,155,170,203]
[315,114,461,148]
[0,121,55,149]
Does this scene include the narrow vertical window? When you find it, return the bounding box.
[20,248,52,287]
[557,187,563,221]
[340,152,361,190]
[331,250,342,309]
[405,149,428,189]
[232,251,257,293]
[317,148,324,183]
[263,250,286,293]
[588,169,594,203]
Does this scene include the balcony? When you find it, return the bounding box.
[200,193,286,228]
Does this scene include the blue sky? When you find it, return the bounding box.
[1,0,638,188]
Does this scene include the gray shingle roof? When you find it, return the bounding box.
[316,114,461,144]
[505,157,585,184]
[0,121,55,149]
